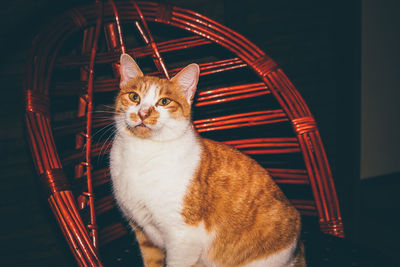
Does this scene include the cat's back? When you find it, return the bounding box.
[186,138,291,201]
[183,138,302,266]
[184,138,299,225]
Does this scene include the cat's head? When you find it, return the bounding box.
[114,53,199,141]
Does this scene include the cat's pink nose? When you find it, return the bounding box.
[138,108,150,120]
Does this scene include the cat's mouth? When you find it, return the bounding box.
[125,121,152,137]
[135,122,148,129]
[125,121,149,130]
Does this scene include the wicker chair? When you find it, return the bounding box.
[24,1,345,266]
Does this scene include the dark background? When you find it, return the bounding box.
[0,0,398,266]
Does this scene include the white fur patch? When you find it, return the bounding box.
[142,84,159,107]
[111,87,209,266]
[242,239,298,267]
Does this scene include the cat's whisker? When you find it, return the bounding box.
[91,109,117,113]
[93,125,116,143]
[100,104,117,109]
[79,123,117,155]
[92,118,115,123]
[94,105,118,113]
[90,112,117,116]
[98,132,116,157]
[97,123,125,162]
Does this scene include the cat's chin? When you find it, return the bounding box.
[122,119,192,141]
[125,123,153,138]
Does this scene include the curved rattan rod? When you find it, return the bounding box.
[146,57,246,77]
[55,35,211,67]
[49,191,101,266]
[269,72,303,119]
[25,10,103,263]
[48,195,88,266]
[310,131,340,219]
[79,2,264,64]
[315,133,341,219]
[170,16,257,64]
[196,92,270,106]
[131,0,170,78]
[264,74,300,119]
[82,0,103,249]
[276,69,311,116]
[172,12,258,62]
[105,1,170,77]
[58,191,100,263]
[276,70,314,118]
[290,112,342,231]
[109,0,126,53]
[199,82,267,96]
[173,6,264,56]
[306,131,333,220]
[297,134,328,219]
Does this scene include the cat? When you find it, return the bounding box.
[110,53,306,267]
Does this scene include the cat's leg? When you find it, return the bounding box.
[291,241,306,267]
[129,221,165,267]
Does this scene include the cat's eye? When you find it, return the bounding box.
[128,92,140,103]
[157,98,171,106]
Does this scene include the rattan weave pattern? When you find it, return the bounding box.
[24,1,343,265]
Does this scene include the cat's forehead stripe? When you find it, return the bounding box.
[142,83,159,104]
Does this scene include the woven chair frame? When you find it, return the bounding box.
[24,1,343,266]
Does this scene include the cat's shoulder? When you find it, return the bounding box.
[199,137,255,161]
[200,138,239,154]
[197,137,264,174]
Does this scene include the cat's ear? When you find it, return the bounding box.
[171,63,200,103]
[119,53,143,88]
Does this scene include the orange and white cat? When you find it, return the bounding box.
[110,53,305,267]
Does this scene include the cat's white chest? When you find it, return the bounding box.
[110,131,201,247]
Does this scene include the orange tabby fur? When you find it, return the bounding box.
[183,139,303,266]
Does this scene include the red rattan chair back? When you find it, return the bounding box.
[24,1,343,266]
